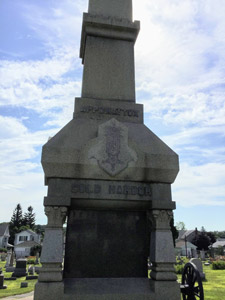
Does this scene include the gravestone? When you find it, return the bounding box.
[35,252,39,264]
[191,248,197,258]
[9,251,15,267]
[0,274,7,289]
[200,250,206,261]
[190,258,205,280]
[1,254,6,261]
[12,259,27,278]
[34,1,180,300]
[28,266,34,275]
[21,282,28,288]
[5,251,12,268]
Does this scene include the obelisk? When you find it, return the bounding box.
[34,0,180,299]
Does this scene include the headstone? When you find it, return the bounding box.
[28,266,34,275]
[4,277,17,281]
[5,251,12,268]
[5,266,15,272]
[191,248,197,258]
[0,274,7,289]
[9,251,15,267]
[190,258,205,280]
[34,0,180,299]
[12,259,27,278]
[209,247,215,258]
[21,282,28,288]
[26,275,38,280]
[35,252,39,264]
[1,254,6,261]
[200,250,206,261]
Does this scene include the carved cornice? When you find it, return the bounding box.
[148,210,173,230]
[45,206,67,228]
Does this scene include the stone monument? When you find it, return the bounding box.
[12,259,27,278]
[34,0,180,299]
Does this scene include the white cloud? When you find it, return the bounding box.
[173,162,225,207]
[1,0,225,226]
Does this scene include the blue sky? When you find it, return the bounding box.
[0,0,225,231]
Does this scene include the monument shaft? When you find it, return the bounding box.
[34,0,180,299]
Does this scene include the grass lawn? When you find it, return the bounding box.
[1,261,225,299]
[0,261,39,299]
[177,264,225,300]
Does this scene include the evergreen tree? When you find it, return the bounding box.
[10,204,23,228]
[23,206,35,229]
[9,204,23,244]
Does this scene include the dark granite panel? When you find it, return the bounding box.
[64,209,150,278]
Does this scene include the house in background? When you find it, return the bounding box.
[178,229,198,243]
[14,229,41,258]
[212,238,225,255]
[175,239,197,257]
[0,223,10,249]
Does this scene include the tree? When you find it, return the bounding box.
[175,221,186,231]
[207,232,216,245]
[9,204,23,244]
[30,244,42,256]
[192,231,211,251]
[170,216,179,247]
[23,206,35,229]
[10,204,23,228]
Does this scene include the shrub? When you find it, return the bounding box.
[175,264,184,274]
[212,260,225,270]
[0,248,7,253]
[27,258,36,265]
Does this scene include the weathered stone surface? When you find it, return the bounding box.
[88,0,133,21]
[190,258,205,280]
[64,209,150,278]
[12,259,27,278]
[42,118,179,183]
[35,0,180,299]
[74,98,143,123]
[34,282,64,300]
[21,282,28,288]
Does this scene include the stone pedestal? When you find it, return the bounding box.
[38,207,67,283]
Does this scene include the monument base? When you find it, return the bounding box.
[35,278,181,300]
[34,282,64,300]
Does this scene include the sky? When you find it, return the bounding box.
[0,0,225,231]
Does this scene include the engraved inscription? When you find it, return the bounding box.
[80,105,139,118]
[71,184,101,194]
[108,185,151,196]
[71,182,152,197]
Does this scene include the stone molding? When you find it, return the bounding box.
[148,210,173,230]
[80,13,140,62]
[45,206,67,228]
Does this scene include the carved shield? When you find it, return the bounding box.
[88,118,137,176]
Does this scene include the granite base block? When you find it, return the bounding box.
[63,278,180,300]
[34,281,64,300]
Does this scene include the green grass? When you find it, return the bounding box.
[1,260,225,299]
[177,264,225,300]
[0,261,39,299]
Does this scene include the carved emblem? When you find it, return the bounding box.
[88,118,137,176]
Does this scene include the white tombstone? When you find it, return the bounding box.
[190,258,205,280]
